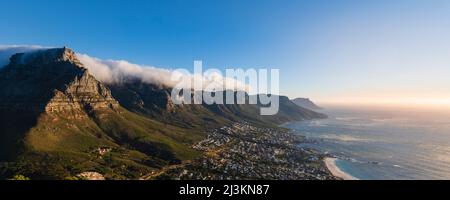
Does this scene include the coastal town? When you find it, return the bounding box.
[145,122,338,180]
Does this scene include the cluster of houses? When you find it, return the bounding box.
[161,122,336,180]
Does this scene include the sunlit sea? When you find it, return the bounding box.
[284,106,450,180]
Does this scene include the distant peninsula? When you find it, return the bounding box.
[292,98,322,110]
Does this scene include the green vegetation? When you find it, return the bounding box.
[64,176,81,180]
[0,105,205,180]
[0,48,325,180]
[8,175,30,180]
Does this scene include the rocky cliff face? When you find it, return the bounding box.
[108,79,326,128]
[108,80,177,114]
[0,47,118,114]
[0,48,196,177]
[0,46,327,179]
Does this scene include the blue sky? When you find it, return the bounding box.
[1,0,450,105]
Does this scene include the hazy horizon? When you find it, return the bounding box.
[316,98,450,109]
[0,0,449,107]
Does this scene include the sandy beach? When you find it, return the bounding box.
[324,157,358,180]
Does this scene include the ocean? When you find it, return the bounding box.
[284,106,450,180]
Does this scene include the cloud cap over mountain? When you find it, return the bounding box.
[0,45,248,91]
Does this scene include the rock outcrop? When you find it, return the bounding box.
[0,47,118,114]
[0,47,199,179]
[76,172,105,180]
[0,46,327,180]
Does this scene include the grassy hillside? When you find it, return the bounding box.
[0,105,203,180]
[0,48,326,180]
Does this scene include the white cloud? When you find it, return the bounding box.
[77,53,249,91]
[0,45,51,67]
[76,53,176,87]
[0,45,249,91]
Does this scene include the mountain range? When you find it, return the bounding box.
[0,47,325,179]
[291,98,322,110]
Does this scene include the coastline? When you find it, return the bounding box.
[324,157,358,180]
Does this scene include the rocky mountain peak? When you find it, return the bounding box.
[0,47,118,114]
[9,47,83,67]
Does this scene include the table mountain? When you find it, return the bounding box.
[0,48,200,179]
[0,47,325,179]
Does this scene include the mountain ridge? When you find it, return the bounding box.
[0,47,326,179]
[0,47,201,179]
[291,98,322,110]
